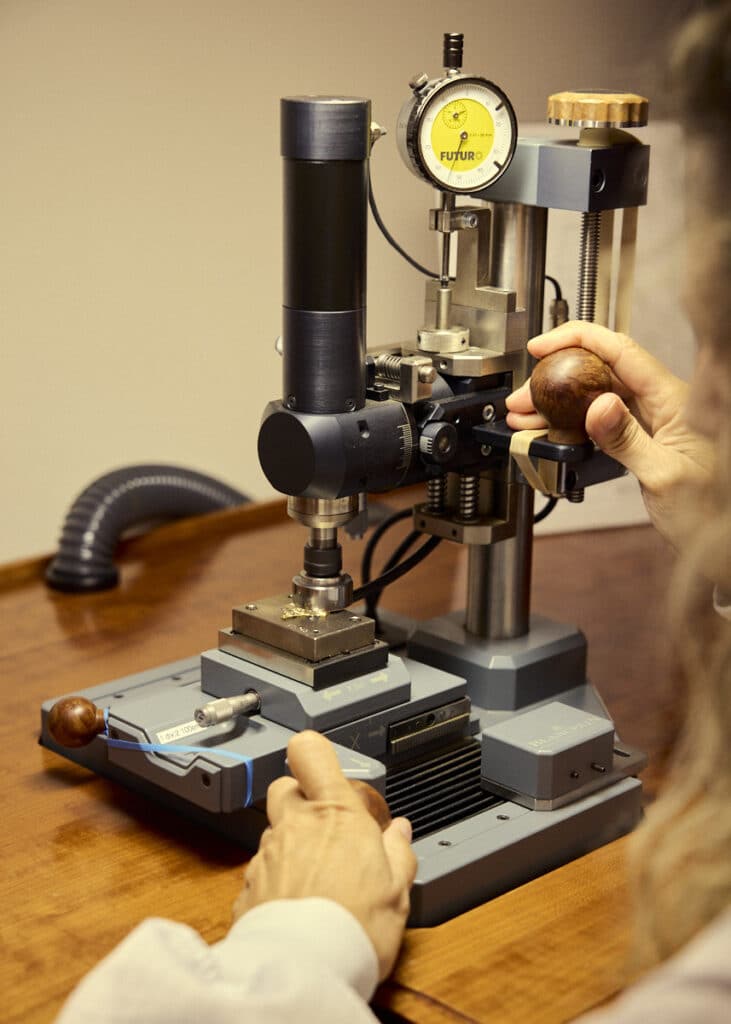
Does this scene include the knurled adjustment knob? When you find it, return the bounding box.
[419,421,458,465]
[547,90,649,129]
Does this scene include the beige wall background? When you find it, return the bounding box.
[1,0,694,563]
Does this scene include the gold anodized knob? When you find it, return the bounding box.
[547,91,649,129]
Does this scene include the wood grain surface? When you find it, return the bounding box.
[0,498,676,1023]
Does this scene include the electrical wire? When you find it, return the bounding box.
[352,535,442,604]
[368,173,438,279]
[364,529,422,620]
[544,274,563,301]
[534,496,558,523]
[360,507,413,589]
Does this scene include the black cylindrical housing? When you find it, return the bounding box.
[258,399,425,499]
[281,96,370,415]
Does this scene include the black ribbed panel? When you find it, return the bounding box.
[385,740,502,840]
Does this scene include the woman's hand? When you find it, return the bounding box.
[233,730,417,981]
[505,322,714,551]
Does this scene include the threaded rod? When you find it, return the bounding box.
[577,211,601,321]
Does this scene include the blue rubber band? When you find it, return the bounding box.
[101,709,253,807]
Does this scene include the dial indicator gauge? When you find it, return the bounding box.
[415,77,517,193]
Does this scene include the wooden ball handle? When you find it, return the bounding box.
[48,696,106,748]
[349,778,392,831]
[530,348,612,445]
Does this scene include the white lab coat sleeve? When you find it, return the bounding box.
[713,585,731,620]
[55,898,380,1024]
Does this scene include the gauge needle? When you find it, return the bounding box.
[449,130,469,182]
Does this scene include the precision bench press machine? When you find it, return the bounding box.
[42,35,650,925]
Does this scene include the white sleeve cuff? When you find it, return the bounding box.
[214,898,380,1003]
[713,585,731,621]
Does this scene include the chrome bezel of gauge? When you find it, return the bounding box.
[406,74,517,194]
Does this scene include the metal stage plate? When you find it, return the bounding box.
[41,652,644,926]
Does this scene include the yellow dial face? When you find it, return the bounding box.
[432,98,495,175]
[417,78,516,192]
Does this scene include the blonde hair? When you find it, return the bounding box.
[629,0,731,966]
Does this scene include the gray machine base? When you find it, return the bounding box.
[40,617,644,926]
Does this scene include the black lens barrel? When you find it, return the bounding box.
[280,97,371,415]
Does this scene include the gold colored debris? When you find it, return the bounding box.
[280,602,328,621]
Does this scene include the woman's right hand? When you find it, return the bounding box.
[505,322,714,552]
[232,731,417,982]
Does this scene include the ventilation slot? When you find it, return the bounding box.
[385,739,502,840]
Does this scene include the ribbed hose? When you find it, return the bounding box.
[45,465,248,593]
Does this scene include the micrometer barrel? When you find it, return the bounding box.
[280,96,370,415]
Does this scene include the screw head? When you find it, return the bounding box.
[480,444,493,457]
[482,404,496,422]
[245,603,257,611]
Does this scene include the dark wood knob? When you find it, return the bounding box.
[48,696,106,748]
[530,348,612,444]
[349,778,392,831]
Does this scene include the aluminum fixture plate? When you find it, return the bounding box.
[231,596,375,662]
[218,629,388,689]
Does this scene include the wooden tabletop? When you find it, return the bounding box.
[0,499,675,1023]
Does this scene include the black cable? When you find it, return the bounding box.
[353,535,442,604]
[382,530,422,574]
[360,507,413,586]
[364,529,422,620]
[544,274,562,301]
[534,496,558,523]
[368,173,438,279]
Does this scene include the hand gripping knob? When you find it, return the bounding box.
[48,696,106,748]
[530,348,612,445]
[547,91,648,129]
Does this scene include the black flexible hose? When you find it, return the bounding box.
[45,464,249,593]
